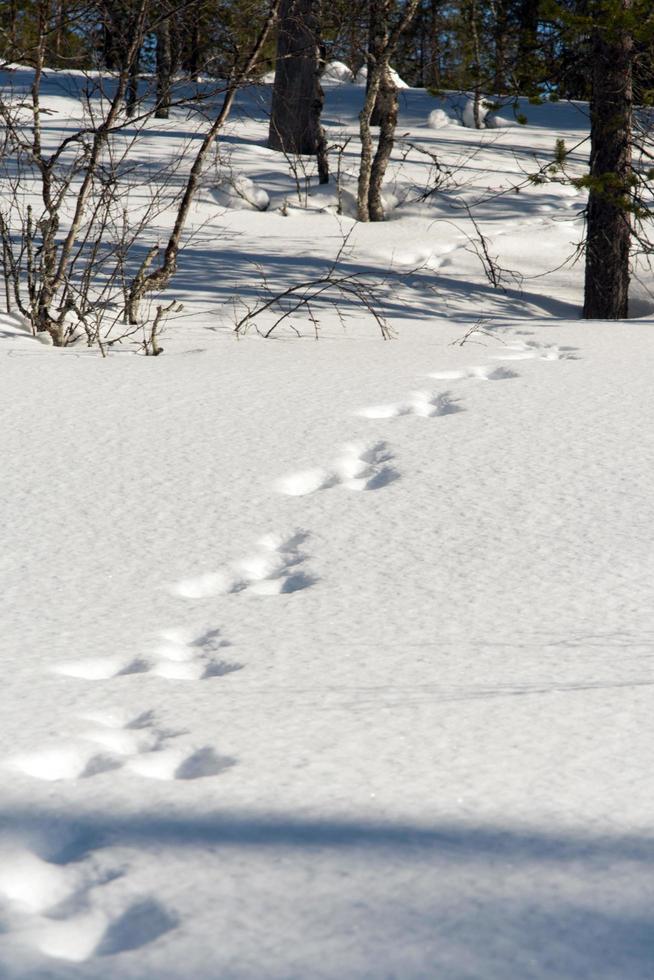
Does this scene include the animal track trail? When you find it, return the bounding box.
[30,895,177,962]
[274,440,400,497]
[0,836,178,962]
[150,626,243,681]
[357,390,463,421]
[174,529,316,599]
[427,365,518,382]
[491,340,579,362]
[7,709,234,783]
[51,626,241,683]
[0,840,119,918]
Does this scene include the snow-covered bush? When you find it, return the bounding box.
[321,61,354,84]
[308,181,400,218]
[485,113,518,129]
[354,65,409,89]
[427,108,459,130]
[462,97,493,129]
[211,174,270,211]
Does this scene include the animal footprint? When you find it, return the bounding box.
[174,530,315,598]
[427,365,517,382]
[95,898,178,956]
[5,710,230,783]
[51,629,240,683]
[126,745,235,780]
[52,656,149,680]
[491,340,578,362]
[150,627,242,681]
[0,842,114,916]
[7,743,122,782]
[78,709,164,755]
[274,440,400,496]
[25,896,176,962]
[0,835,133,963]
[358,391,462,420]
[30,909,109,962]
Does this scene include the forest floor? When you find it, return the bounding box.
[1,68,654,979]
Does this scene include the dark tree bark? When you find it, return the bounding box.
[186,17,201,80]
[100,2,118,70]
[583,1,633,319]
[155,15,172,118]
[126,53,139,117]
[493,0,510,93]
[427,0,442,88]
[268,0,327,180]
[367,0,392,126]
[516,0,540,92]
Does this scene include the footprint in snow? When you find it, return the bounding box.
[357,391,462,420]
[174,530,315,599]
[95,898,179,956]
[274,440,400,497]
[51,627,240,682]
[20,898,178,963]
[52,655,150,680]
[0,835,175,963]
[491,340,579,362]
[7,710,233,783]
[126,745,235,781]
[150,626,243,681]
[0,838,120,917]
[427,365,518,382]
[26,897,176,962]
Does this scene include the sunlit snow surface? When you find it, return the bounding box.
[1,66,654,979]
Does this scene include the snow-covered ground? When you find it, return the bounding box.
[2,67,654,979]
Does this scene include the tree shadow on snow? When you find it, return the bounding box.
[134,239,581,334]
[1,806,653,977]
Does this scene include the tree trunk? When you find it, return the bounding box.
[428,0,442,88]
[126,55,139,117]
[268,0,326,165]
[187,18,201,80]
[468,0,483,127]
[367,0,392,126]
[357,0,419,221]
[368,64,398,220]
[493,0,509,94]
[583,1,633,319]
[155,16,172,119]
[516,0,540,92]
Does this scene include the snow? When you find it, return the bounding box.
[462,95,493,128]
[210,172,270,211]
[1,67,654,979]
[427,107,459,129]
[321,60,355,84]
[354,64,410,88]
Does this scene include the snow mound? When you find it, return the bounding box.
[462,96,493,128]
[211,174,270,211]
[485,113,519,129]
[308,181,400,218]
[627,283,654,318]
[321,61,354,84]
[427,108,459,129]
[354,65,409,89]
